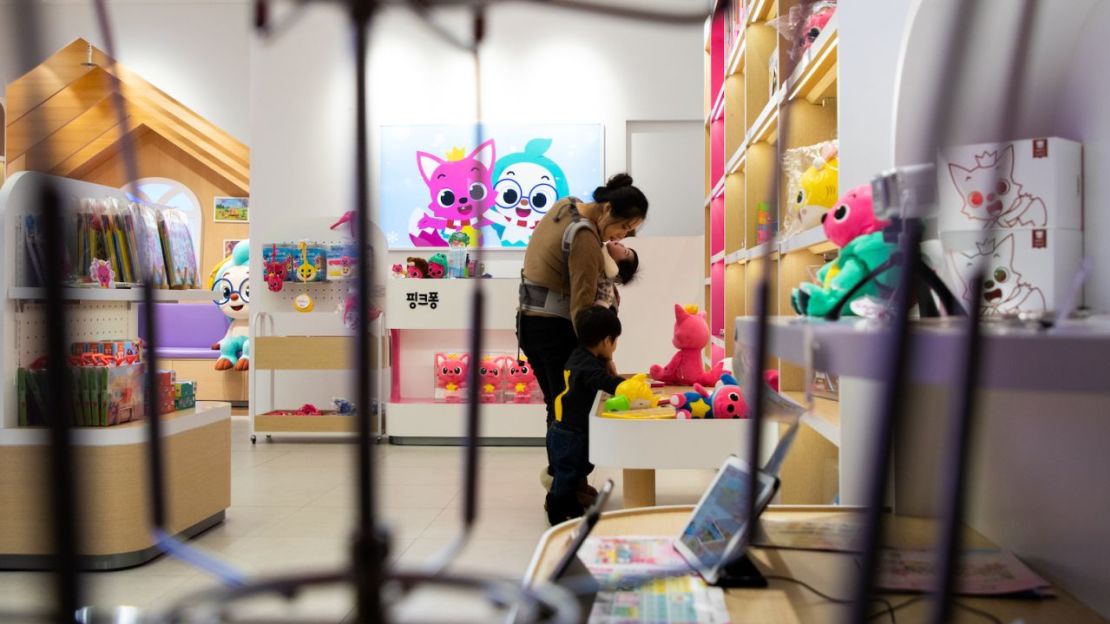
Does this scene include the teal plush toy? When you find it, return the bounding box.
[210,240,251,370]
[792,185,897,317]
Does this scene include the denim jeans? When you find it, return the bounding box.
[545,423,594,523]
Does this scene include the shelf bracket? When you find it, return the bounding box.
[871,163,937,220]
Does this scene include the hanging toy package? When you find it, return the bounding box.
[769,0,837,62]
[293,241,316,313]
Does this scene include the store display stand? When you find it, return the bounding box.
[0,172,231,570]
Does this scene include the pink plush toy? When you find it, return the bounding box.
[649,304,725,387]
[800,5,835,54]
[435,353,469,403]
[671,373,748,419]
[506,358,537,403]
[477,356,504,403]
[820,185,890,248]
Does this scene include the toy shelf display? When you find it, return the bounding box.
[0,172,231,570]
[704,0,841,505]
[386,278,546,444]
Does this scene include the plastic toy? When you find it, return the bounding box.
[791,185,897,317]
[407,257,428,279]
[333,398,356,415]
[264,243,288,292]
[800,4,835,54]
[435,353,470,403]
[477,356,505,403]
[210,240,251,371]
[90,259,114,288]
[392,264,405,278]
[671,373,748,420]
[427,253,448,279]
[506,357,537,403]
[649,304,725,386]
[603,374,662,412]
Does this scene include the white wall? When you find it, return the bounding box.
[0,0,251,142]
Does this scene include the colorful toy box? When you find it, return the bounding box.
[937,137,1083,316]
[262,243,329,282]
[174,380,197,411]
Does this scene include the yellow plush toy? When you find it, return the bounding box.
[603,373,662,411]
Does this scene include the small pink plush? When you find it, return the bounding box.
[477,356,504,403]
[506,358,537,403]
[649,304,725,387]
[800,5,835,53]
[435,353,469,403]
[821,184,890,248]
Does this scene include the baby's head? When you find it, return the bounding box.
[606,241,639,285]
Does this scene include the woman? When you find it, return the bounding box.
[517,173,648,484]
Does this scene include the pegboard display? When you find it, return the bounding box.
[271,280,352,314]
[14,301,134,367]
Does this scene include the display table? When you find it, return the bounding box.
[524,505,1104,623]
[588,387,762,508]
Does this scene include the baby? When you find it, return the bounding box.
[595,241,638,310]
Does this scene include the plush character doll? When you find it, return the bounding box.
[435,353,469,403]
[792,185,897,317]
[671,373,748,420]
[477,356,504,403]
[506,357,537,403]
[603,373,661,412]
[427,253,448,279]
[649,304,725,386]
[210,240,251,371]
[788,150,839,235]
[800,4,835,54]
[407,257,428,279]
[391,264,405,278]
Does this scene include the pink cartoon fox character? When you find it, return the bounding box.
[649,304,725,386]
[948,145,1047,228]
[506,357,537,403]
[477,356,505,403]
[416,140,497,236]
[435,353,470,403]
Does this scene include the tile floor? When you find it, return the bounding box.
[0,417,717,622]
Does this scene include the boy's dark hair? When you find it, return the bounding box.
[616,249,639,285]
[575,306,622,347]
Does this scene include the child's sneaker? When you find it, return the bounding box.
[539,465,554,491]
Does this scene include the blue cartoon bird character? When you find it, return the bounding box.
[488,138,570,246]
[210,240,251,371]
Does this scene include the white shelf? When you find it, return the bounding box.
[0,401,231,446]
[746,241,776,260]
[386,401,546,439]
[726,33,747,76]
[779,225,834,255]
[8,287,216,303]
[749,87,785,145]
[726,250,747,265]
[710,251,726,264]
[735,316,1110,395]
[711,336,726,349]
[785,14,839,104]
[726,139,749,175]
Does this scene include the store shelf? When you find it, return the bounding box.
[710,251,726,264]
[0,401,231,446]
[726,33,747,76]
[726,139,749,175]
[725,250,747,265]
[704,277,712,286]
[749,87,784,145]
[711,336,726,349]
[746,240,776,261]
[785,15,839,104]
[735,316,1110,395]
[779,225,837,255]
[254,413,354,435]
[747,0,774,24]
[386,401,546,440]
[253,336,352,370]
[7,287,216,303]
[782,391,840,447]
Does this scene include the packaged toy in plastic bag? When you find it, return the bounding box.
[782,140,839,238]
[769,0,836,61]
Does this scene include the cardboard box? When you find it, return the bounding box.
[940,229,1082,317]
[937,137,1082,232]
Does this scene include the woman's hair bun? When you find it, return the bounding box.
[605,173,634,189]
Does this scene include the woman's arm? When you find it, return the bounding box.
[567,229,605,329]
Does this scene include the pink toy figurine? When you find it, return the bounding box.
[764,369,780,392]
[391,264,405,279]
[506,357,537,403]
[416,140,497,236]
[407,257,429,279]
[649,304,725,387]
[820,184,890,248]
[90,259,114,288]
[699,373,748,419]
[477,356,504,403]
[435,353,469,403]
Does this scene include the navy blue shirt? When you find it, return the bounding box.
[553,347,624,431]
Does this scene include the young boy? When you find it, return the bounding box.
[545,306,626,525]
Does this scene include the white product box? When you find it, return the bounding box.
[937,137,1082,232]
[940,229,1082,317]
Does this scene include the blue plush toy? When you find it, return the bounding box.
[210,240,250,371]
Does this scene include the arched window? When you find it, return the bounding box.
[125,178,203,266]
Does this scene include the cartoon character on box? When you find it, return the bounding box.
[507,358,537,403]
[477,356,505,403]
[412,141,497,245]
[946,234,1046,316]
[947,145,1047,228]
[649,305,725,386]
[788,150,839,235]
[407,257,428,279]
[487,138,570,246]
[427,253,448,279]
[603,373,661,412]
[435,353,470,403]
[210,240,251,370]
[792,185,897,317]
[671,373,748,420]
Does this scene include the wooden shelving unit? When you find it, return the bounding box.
[706,0,841,504]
